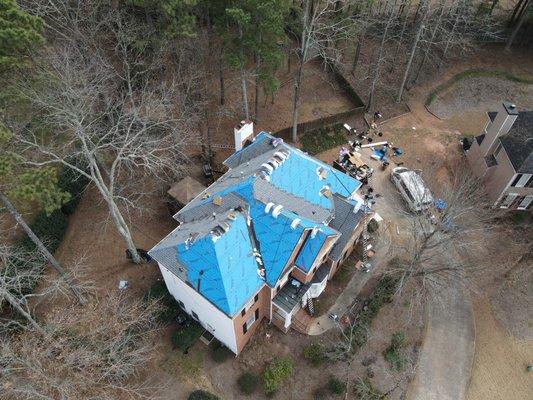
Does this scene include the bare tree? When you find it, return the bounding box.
[10,3,202,263]
[0,292,161,400]
[0,240,90,333]
[290,0,353,142]
[387,162,502,306]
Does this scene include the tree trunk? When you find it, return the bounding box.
[391,0,412,72]
[1,286,45,334]
[255,54,260,122]
[237,25,250,120]
[219,55,225,105]
[505,3,529,52]
[291,63,304,143]
[291,0,311,143]
[88,160,141,265]
[412,0,445,85]
[367,4,396,112]
[0,192,87,305]
[490,0,499,14]
[439,1,462,69]
[352,36,363,74]
[509,0,527,26]
[397,21,425,102]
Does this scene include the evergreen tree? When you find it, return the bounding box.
[0,0,43,73]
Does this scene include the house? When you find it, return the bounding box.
[466,101,533,210]
[149,131,371,355]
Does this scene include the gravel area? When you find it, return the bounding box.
[429,76,533,119]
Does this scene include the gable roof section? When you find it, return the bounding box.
[295,225,339,273]
[498,111,533,174]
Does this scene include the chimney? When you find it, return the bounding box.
[234,120,254,152]
[481,101,519,157]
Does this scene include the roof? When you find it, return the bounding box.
[167,176,206,205]
[150,132,365,317]
[329,195,367,261]
[498,111,533,173]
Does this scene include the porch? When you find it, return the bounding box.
[271,264,330,334]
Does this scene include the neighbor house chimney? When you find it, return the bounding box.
[480,101,519,157]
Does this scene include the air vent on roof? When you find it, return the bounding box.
[227,212,237,221]
[320,185,332,198]
[316,167,328,180]
[271,137,283,147]
[310,226,319,239]
[273,151,288,161]
[184,232,199,250]
[213,196,222,206]
[272,204,283,218]
[290,219,301,229]
[265,202,275,213]
[261,163,274,174]
[202,192,210,199]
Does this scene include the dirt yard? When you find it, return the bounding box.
[429,76,533,120]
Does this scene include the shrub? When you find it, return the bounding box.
[211,341,232,363]
[263,356,294,395]
[187,390,220,400]
[383,332,407,371]
[301,125,346,155]
[353,378,383,400]
[367,219,379,233]
[303,343,325,366]
[143,280,182,323]
[57,163,89,216]
[328,376,346,395]
[172,323,203,352]
[20,209,68,254]
[237,372,259,395]
[345,275,398,349]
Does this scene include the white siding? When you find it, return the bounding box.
[158,264,238,353]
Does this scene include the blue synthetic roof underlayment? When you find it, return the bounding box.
[175,213,263,316]
[268,146,361,209]
[295,228,334,273]
[232,181,310,287]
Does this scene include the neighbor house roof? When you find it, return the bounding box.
[498,111,533,174]
[150,132,365,317]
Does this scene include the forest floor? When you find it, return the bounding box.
[17,43,533,399]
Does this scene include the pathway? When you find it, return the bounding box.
[408,278,476,400]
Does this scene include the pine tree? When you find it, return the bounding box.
[0,0,44,72]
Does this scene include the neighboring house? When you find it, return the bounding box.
[149,131,370,355]
[467,101,533,210]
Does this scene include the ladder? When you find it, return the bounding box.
[361,171,373,271]
[307,297,315,316]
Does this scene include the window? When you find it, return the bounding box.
[485,142,503,167]
[484,154,497,167]
[254,294,259,302]
[499,193,518,208]
[177,300,185,309]
[518,195,533,210]
[243,311,257,334]
[191,311,199,320]
[511,174,532,188]
[494,142,503,158]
